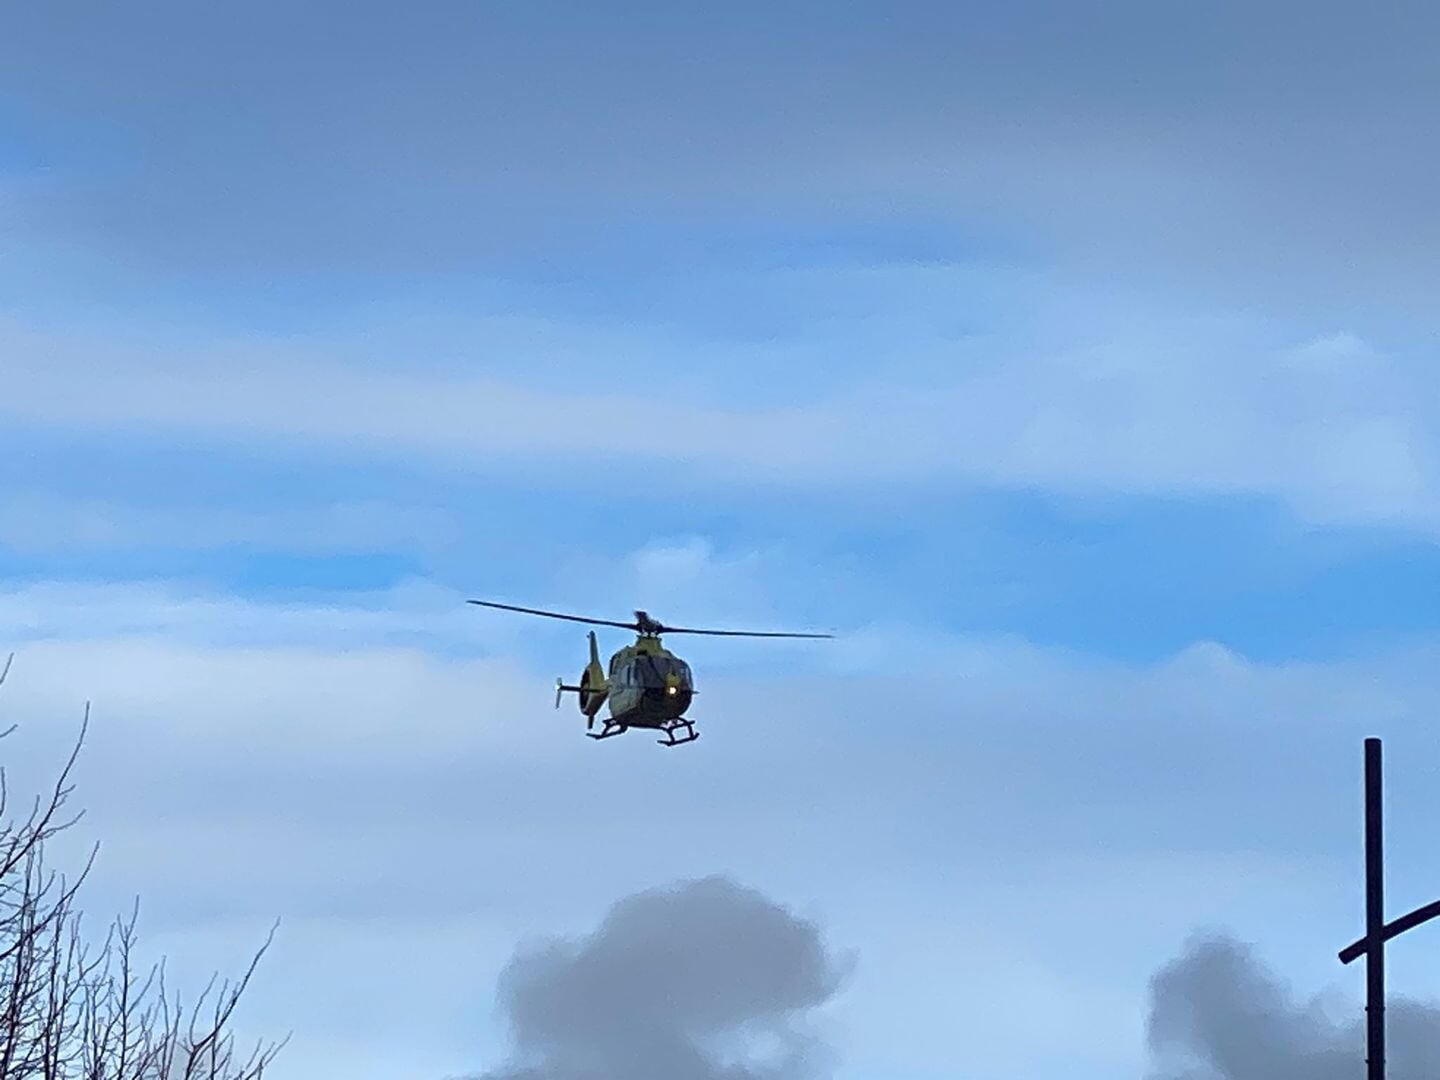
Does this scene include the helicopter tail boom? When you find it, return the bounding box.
[558,631,610,728]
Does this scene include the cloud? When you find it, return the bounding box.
[4,577,1440,1079]
[471,876,849,1080]
[5,0,1440,307]
[0,494,458,554]
[1146,934,1440,1079]
[544,537,828,641]
[0,576,532,657]
[3,296,1439,532]
[7,0,1432,573]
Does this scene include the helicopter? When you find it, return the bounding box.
[467,599,832,746]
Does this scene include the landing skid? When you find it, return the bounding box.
[585,718,699,746]
[587,721,628,741]
[656,719,699,747]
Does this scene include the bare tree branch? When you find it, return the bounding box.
[0,666,283,1080]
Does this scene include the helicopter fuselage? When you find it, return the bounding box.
[560,630,697,744]
[603,636,694,726]
[569,633,690,722]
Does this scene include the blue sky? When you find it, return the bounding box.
[3,3,1440,1078]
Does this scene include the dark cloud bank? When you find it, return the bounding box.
[8,0,1440,309]
[465,877,1440,1079]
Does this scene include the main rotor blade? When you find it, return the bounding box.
[657,626,834,639]
[467,599,639,631]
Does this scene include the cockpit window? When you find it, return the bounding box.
[630,655,693,689]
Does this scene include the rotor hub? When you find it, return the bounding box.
[634,610,665,635]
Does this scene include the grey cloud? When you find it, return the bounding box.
[4,1,1440,308]
[1147,934,1440,1079]
[471,876,848,1080]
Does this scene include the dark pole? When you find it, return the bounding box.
[1365,737,1385,1080]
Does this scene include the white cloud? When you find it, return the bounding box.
[0,577,512,654]
[1286,331,1379,370]
[543,536,831,641]
[0,494,458,553]
[3,290,1437,531]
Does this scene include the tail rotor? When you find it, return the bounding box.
[555,672,601,731]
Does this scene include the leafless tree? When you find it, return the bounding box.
[0,653,287,1079]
